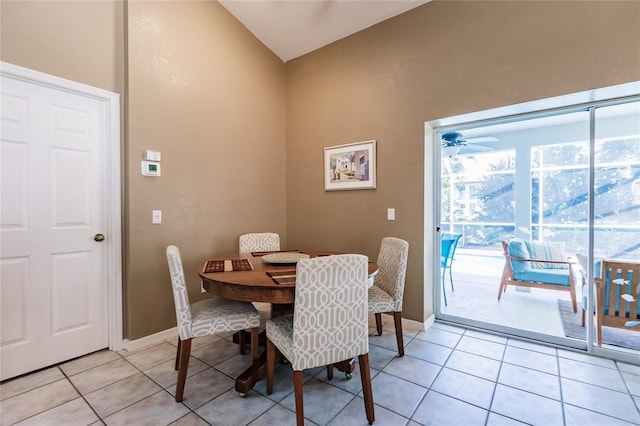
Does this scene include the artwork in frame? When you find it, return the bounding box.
[324,140,376,191]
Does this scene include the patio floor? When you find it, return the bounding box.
[441,250,582,340]
[440,250,640,356]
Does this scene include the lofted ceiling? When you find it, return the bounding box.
[219,0,430,62]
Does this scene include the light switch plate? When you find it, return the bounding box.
[387,208,395,220]
[145,150,161,161]
[152,210,162,224]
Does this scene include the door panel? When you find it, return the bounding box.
[1,75,108,380]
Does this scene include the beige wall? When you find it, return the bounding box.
[0,0,124,93]
[1,0,287,340]
[285,0,640,322]
[2,0,639,339]
[126,1,286,338]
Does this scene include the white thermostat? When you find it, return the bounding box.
[141,161,161,176]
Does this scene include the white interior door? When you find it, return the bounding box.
[1,70,113,380]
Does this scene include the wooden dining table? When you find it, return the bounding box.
[199,250,379,394]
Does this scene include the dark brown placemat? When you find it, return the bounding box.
[231,259,252,271]
[203,260,225,273]
[203,258,252,273]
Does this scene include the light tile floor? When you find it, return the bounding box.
[2,317,640,426]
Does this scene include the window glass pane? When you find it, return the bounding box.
[527,113,590,248]
[441,149,516,248]
[594,101,640,260]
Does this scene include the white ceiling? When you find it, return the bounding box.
[219,0,430,62]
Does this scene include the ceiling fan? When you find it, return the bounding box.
[441,131,497,156]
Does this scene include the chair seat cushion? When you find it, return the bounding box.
[368,285,395,312]
[190,298,260,338]
[266,314,294,361]
[513,269,571,286]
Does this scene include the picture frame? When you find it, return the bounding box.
[324,140,376,191]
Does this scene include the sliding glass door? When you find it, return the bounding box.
[589,103,640,354]
[433,94,639,357]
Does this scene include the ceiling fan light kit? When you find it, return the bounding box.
[441,131,466,157]
[440,131,497,156]
[442,145,461,157]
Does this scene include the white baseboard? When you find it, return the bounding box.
[122,327,177,352]
[122,313,433,353]
[423,313,435,329]
[374,312,430,333]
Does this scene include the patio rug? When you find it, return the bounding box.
[557,299,640,351]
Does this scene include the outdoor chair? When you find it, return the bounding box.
[595,260,640,346]
[498,239,578,312]
[441,232,462,306]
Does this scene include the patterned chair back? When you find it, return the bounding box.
[374,237,409,312]
[292,254,369,370]
[239,232,281,253]
[166,245,193,340]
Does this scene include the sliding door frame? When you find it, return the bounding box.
[426,82,640,362]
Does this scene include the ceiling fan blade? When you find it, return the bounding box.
[466,136,498,143]
[458,143,494,154]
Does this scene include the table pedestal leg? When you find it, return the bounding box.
[332,359,356,375]
[236,351,267,393]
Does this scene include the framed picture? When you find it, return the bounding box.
[324,140,376,191]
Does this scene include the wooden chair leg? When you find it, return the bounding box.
[266,339,275,395]
[498,259,511,301]
[250,327,259,361]
[293,370,305,426]
[393,311,404,357]
[358,353,375,425]
[569,288,577,313]
[175,338,192,402]
[175,338,182,370]
[497,283,504,300]
[327,364,333,380]
[375,313,383,336]
[238,330,246,354]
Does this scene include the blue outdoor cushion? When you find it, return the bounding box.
[507,239,530,275]
[513,268,571,286]
[525,241,568,269]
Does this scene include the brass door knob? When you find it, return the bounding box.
[94,233,105,242]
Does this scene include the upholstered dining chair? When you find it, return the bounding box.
[239,232,281,253]
[368,237,409,357]
[166,245,260,401]
[265,254,375,426]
